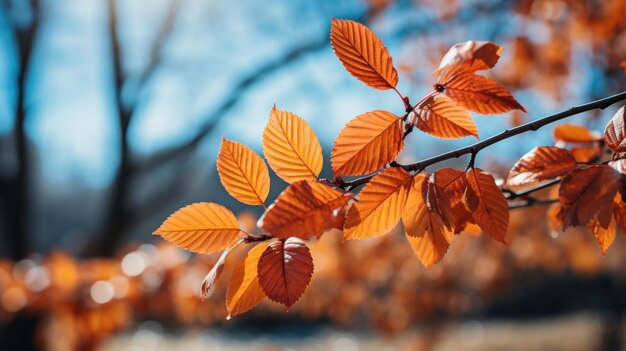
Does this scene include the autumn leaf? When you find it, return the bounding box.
[615,199,626,235]
[402,173,453,268]
[435,41,503,81]
[570,145,602,163]
[217,138,270,206]
[604,106,626,152]
[257,238,314,308]
[332,110,403,176]
[434,168,474,233]
[263,106,323,183]
[153,203,241,254]
[559,165,622,229]
[226,242,269,317]
[464,168,509,243]
[553,124,602,143]
[422,176,455,229]
[330,19,398,90]
[344,167,412,240]
[258,180,350,240]
[507,146,577,187]
[588,216,617,256]
[201,239,242,300]
[410,96,479,139]
[443,72,526,114]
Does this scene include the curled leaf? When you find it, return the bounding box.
[330,19,398,90]
[257,238,314,308]
[201,239,243,300]
[154,203,240,254]
[435,41,503,80]
[263,106,323,183]
[604,106,626,152]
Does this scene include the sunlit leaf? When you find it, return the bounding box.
[507,146,577,187]
[464,168,509,243]
[435,41,503,80]
[226,242,269,317]
[332,110,403,176]
[217,138,270,206]
[553,124,602,143]
[154,203,240,254]
[330,19,398,90]
[402,174,453,268]
[443,72,526,114]
[343,167,411,239]
[588,216,617,256]
[263,106,323,183]
[434,168,474,233]
[604,106,626,152]
[257,238,314,308]
[411,96,478,139]
[258,180,350,240]
[201,239,242,300]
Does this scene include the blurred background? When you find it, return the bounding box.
[0,0,625,350]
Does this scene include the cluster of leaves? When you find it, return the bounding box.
[154,18,625,317]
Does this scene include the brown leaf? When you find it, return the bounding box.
[443,72,526,114]
[330,19,398,90]
[507,146,577,187]
[588,216,617,256]
[411,96,478,139]
[154,203,240,254]
[570,146,602,162]
[263,106,324,183]
[604,106,626,152]
[258,180,350,240]
[257,238,314,308]
[201,240,242,300]
[464,168,509,243]
[434,168,474,233]
[226,242,269,317]
[331,110,403,176]
[553,124,602,143]
[559,165,622,229]
[217,138,270,206]
[615,198,626,235]
[422,175,455,230]
[344,167,412,240]
[435,41,503,81]
[402,174,453,268]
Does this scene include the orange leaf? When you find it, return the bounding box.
[615,200,626,235]
[604,106,626,152]
[330,19,398,90]
[263,106,323,183]
[559,165,622,229]
[570,145,602,162]
[435,41,503,81]
[464,168,509,243]
[217,138,270,206]
[422,175,455,230]
[154,203,240,254]
[257,238,314,308]
[226,242,269,317]
[343,167,411,240]
[402,174,453,268]
[443,72,526,114]
[507,146,577,187]
[411,96,478,139]
[434,168,475,233]
[553,124,602,143]
[331,110,403,176]
[588,216,617,256]
[258,180,350,240]
[201,240,242,300]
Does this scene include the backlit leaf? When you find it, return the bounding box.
[226,242,269,317]
[553,124,602,143]
[258,180,350,240]
[435,41,503,81]
[332,110,403,176]
[604,106,626,152]
[217,138,270,206]
[507,146,577,187]
[257,238,314,308]
[343,167,411,240]
[464,168,509,243]
[443,72,526,114]
[201,239,242,300]
[402,174,453,268]
[434,168,474,233]
[154,203,240,254]
[559,165,622,229]
[588,216,617,256]
[263,106,323,183]
[330,19,398,90]
[410,96,478,139]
